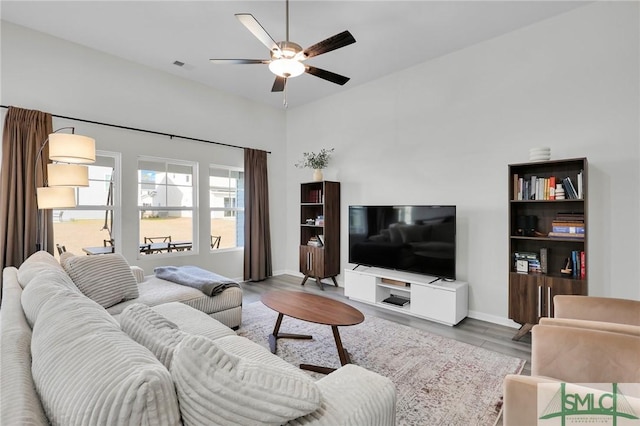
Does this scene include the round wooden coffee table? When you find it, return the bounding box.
[261,291,365,374]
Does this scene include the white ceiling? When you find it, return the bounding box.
[1,1,588,109]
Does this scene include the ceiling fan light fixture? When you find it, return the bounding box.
[269,58,305,78]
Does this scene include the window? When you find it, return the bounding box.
[209,166,244,249]
[138,157,196,254]
[53,152,119,257]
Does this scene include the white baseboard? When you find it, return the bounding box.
[467,310,522,328]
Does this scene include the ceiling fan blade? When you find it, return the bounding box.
[209,59,269,64]
[305,66,350,85]
[235,14,282,56]
[303,31,356,59]
[271,76,287,92]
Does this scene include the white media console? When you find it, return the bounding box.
[343,267,468,326]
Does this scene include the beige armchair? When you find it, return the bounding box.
[503,296,640,426]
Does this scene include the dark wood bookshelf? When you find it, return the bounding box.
[299,181,340,290]
[508,158,588,340]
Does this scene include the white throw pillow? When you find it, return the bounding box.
[171,334,322,426]
[130,266,145,284]
[61,253,139,308]
[120,303,187,369]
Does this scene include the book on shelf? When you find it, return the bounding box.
[528,259,541,273]
[551,226,585,234]
[514,251,538,260]
[569,250,585,279]
[530,176,536,200]
[513,174,559,201]
[306,189,323,203]
[551,220,585,226]
[577,170,583,199]
[548,232,585,239]
[555,212,584,222]
[307,236,323,247]
[317,234,325,245]
[562,177,579,199]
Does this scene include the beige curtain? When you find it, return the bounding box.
[243,148,272,281]
[0,106,53,277]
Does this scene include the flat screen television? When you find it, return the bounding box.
[348,205,456,279]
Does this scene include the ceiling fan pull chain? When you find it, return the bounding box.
[283,81,288,109]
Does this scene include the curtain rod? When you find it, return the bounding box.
[0,105,271,154]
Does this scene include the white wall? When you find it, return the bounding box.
[286,2,639,325]
[0,21,287,280]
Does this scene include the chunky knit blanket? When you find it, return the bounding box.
[154,266,239,296]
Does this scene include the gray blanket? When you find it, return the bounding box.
[154,266,239,297]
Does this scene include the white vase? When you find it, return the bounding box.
[313,169,323,182]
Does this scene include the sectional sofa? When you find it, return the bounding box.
[0,251,396,425]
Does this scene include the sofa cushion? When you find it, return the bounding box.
[171,334,322,426]
[151,303,303,377]
[17,250,66,289]
[61,253,139,308]
[30,283,181,425]
[21,270,80,327]
[0,268,49,426]
[21,250,60,268]
[151,301,236,341]
[107,276,242,318]
[120,303,188,369]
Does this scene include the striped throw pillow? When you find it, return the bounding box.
[120,303,187,369]
[171,334,322,426]
[62,253,139,308]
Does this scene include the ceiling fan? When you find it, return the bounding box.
[209,0,356,94]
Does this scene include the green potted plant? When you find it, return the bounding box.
[295,148,335,181]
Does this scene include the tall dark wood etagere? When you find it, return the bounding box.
[508,158,588,340]
[299,181,340,290]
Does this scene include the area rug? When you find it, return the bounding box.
[237,301,525,426]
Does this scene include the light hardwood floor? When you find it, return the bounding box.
[240,274,532,376]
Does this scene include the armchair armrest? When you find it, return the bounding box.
[532,324,640,383]
[553,295,640,325]
[539,317,640,336]
[503,375,561,426]
[288,364,396,425]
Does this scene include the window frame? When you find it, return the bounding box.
[53,150,121,255]
[209,164,244,252]
[137,155,198,257]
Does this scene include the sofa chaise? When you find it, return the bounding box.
[0,251,397,425]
